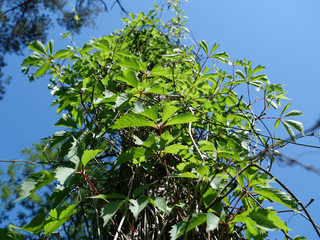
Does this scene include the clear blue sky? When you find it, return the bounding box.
[0,0,319,238]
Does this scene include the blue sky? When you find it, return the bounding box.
[1,0,319,238]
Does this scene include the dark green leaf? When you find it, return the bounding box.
[0,227,26,240]
[55,114,78,129]
[170,213,207,239]
[101,200,125,226]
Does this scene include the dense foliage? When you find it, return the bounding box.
[1,2,318,239]
[0,0,126,99]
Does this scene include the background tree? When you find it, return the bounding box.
[0,0,127,100]
[1,1,319,239]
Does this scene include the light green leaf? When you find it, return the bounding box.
[171,172,198,178]
[94,39,110,51]
[116,148,154,166]
[44,203,79,237]
[29,40,47,56]
[233,208,290,231]
[283,110,303,117]
[274,118,280,130]
[117,69,139,88]
[252,65,265,74]
[170,213,207,240]
[164,112,198,126]
[209,43,220,55]
[150,197,170,214]
[81,149,102,168]
[280,103,291,116]
[162,103,179,124]
[101,200,125,226]
[54,49,72,59]
[129,196,149,220]
[206,212,220,231]
[118,56,140,70]
[111,113,157,129]
[163,144,189,154]
[35,61,50,78]
[54,167,75,187]
[139,106,158,122]
[254,186,298,210]
[15,171,56,202]
[235,70,246,81]
[22,53,43,66]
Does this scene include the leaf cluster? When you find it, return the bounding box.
[1,2,314,240]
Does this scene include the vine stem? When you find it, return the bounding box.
[253,164,320,237]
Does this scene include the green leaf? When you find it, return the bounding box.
[252,65,265,74]
[111,113,158,129]
[44,203,79,237]
[117,69,139,88]
[284,120,304,133]
[280,103,291,116]
[19,212,47,235]
[233,208,290,231]
[282,120,296,141]
[163,144,189,154]
[199,40,208,55]
[129,196,149,220]
[162,103,179,124]
[235,70,246,81]
[293,236,308,240]
[81,149,102,168]
[164,112,198,126]
[133,183,154,198]
[29,40,47,56]
[0,227,26,240]
[117,147,154,166]
[22,53,43,66]
[47,40,54,56]
[170,213,207,239]
[274,118,280,130]
[118,56,140,70]
[16,170,56,202]
[54,49,72,59]
[209,43,220,55]
[139,106,158,122]
[171,172,198,178]
[54,167,75,188]
[55,113,78,129]
[101,200,125,226]
[283,110,303,117]
[94,39,110,51]
[254,186,298,210]
[150,197,171,214]
[206,212,220,231]
[35,61,50,78]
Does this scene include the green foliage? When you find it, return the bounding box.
[1,2,317,239]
